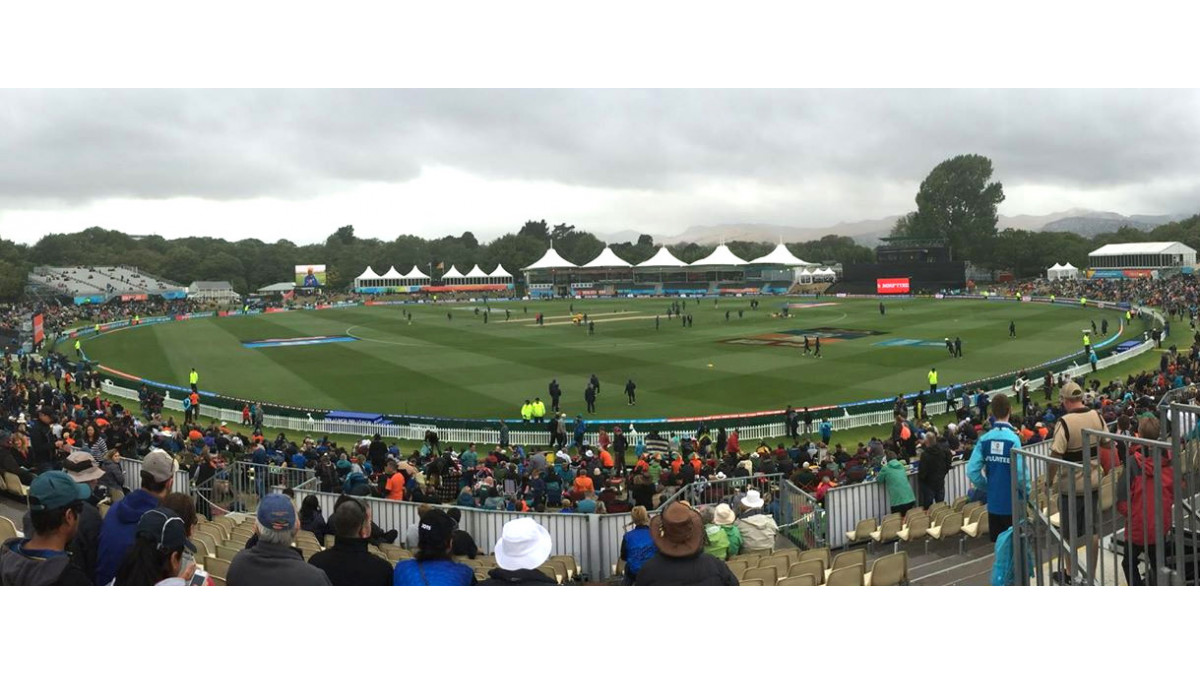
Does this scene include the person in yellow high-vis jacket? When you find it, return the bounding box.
[521,400,533,422]
[927,368,938,395]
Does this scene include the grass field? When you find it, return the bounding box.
[80,297,1130,419]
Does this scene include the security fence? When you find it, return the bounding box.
[190,461,315,519]
[1011,415,1200,586]
[117,456,192,496]
[820,448,995,549]
[658,473,785,511]
[779,479,826,549]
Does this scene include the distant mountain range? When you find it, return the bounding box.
[601,209,1194,247]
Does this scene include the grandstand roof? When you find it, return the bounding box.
[749,243,814,267]
[1089,241,1196,256]
[465,264,489,278]
[581,246,632,268]
[441,265,464,278]
[690,244,748,267]
[258,282,296,293]
[636,246,688,268]
[356,266,381,280]
[523,246,577,271]
[491,264,513,278]
[404,265,430,280]
[188,281,234,291]
[381,266,404,280]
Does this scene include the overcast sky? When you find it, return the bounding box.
[1,89,1198,245]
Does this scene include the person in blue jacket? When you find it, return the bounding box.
[95,450,175,586]
[393,509,475,586]
[967,394,1030,542]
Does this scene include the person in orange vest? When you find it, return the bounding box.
[689,453,702,474]
[670,453,683,474]
[599,446,614,469]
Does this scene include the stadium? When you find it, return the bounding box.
[5,238,1199,589]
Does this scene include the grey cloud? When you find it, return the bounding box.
[0,89,1198,213]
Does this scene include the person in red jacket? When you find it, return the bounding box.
[1117,419,1173,586]
[725,429,740,455]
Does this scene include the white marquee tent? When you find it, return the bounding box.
[636,246,688,267]
[582,246,632,268]
[690,244,749,267]
[749,243,816,267]
[523,246,578,270]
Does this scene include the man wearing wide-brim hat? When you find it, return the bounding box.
[633,502,739,586]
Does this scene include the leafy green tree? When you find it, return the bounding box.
[891,154,1005,264]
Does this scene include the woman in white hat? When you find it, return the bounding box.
[479,518,557,586]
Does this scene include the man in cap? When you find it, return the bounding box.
[95,448,176,586]
[29,406,63,473]
[21,451,105,583]
[634,502,739,586]
[227,494,330,586]
[1048,380,1105,584]
[307,498,392,586]
[393,509,475,586]
[1,472,93,585]
[479,517,557,585]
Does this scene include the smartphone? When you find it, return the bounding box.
[189,569,209,586]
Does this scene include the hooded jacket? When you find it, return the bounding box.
[95,488,161,586]
[478,566,557,586]
[1,538,92,586]
[735,509,779,551]
[877,459,917,508]
[1117,447,1174,546]
[22,499,102,584]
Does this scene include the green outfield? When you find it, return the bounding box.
[79,297,1130,419]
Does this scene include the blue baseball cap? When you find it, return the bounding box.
[256,494,297,531]
[29,471,90,511]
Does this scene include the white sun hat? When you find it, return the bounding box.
[494,518,553,571]
[741,489,765,510]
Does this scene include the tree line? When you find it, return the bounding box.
[0,220,874,300]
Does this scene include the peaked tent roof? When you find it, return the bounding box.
[582,246,632,268]
[404,265,430,280]
[491,264,513,278]
[1060,262,1079,270]
[690,244,749,267]
[441,265,464,278]
[749,243,816,266]
[381,266,404,280]
[636,246,688,268]
[523,246,578,270]
[1048,263,1064,270]
[356,266,381,280]
[465,264,488,278]
[815,267,835,276]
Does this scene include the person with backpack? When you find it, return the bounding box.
[1048,381,1106,585]
[1116,417,1174,586]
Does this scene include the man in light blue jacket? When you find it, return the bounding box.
[967,394,1030,542]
